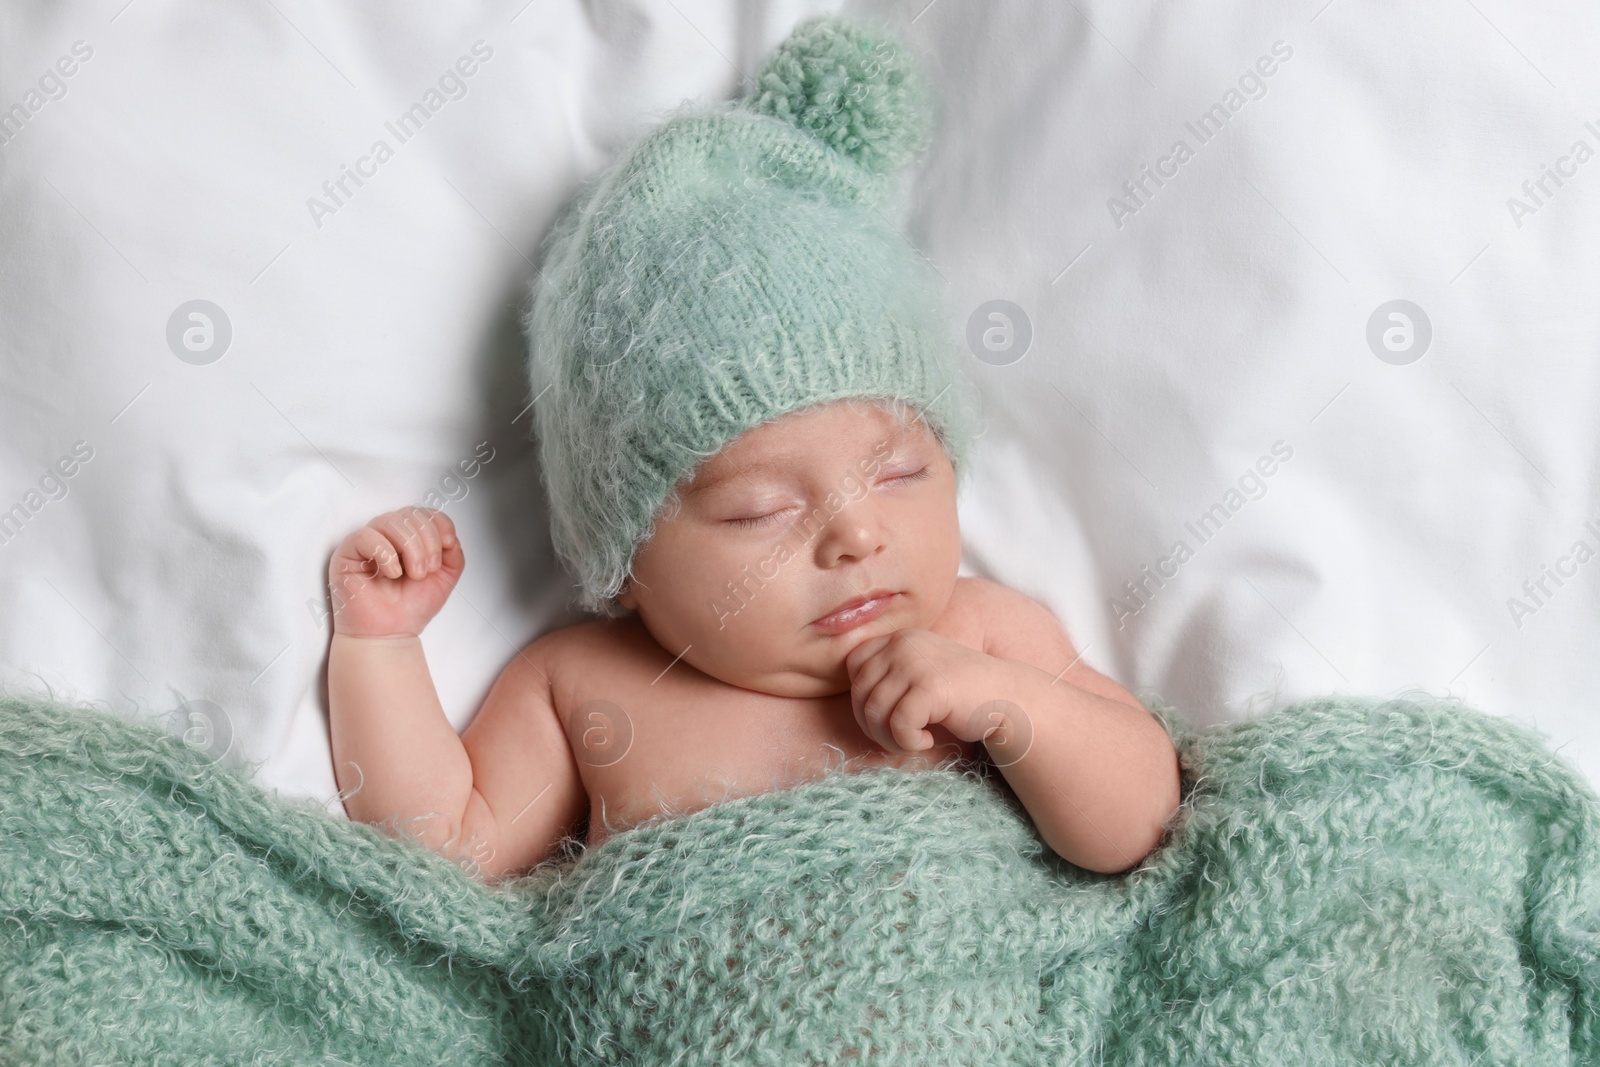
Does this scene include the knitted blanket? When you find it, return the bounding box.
[2,691,1597,1065]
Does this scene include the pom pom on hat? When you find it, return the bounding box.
[745,14,933,176]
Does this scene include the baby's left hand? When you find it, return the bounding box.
[843,629,1014,754]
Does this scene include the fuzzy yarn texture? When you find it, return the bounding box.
[2,689,1598,1065]
[523,14,982,616]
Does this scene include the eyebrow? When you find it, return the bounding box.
[685,460,781,497]
[685,425,924,498]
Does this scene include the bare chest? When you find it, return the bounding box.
[548,594,988,848]
[568,683,957,846]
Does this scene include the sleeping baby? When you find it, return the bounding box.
[324,15,1180,884]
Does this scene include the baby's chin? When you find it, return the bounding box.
[709,663,853,700]
[703,634,885,699]
[720,598,927,696]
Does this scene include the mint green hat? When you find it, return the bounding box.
[523,13,981,617]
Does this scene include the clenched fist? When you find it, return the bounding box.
[327,507,463,638]
[843,628,1014,755]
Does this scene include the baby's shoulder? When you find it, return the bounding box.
[943,576,1068,658]
[515,614,672,704]
[948,575,993,610]
[523,616,618,659]
[939,576,1001,646]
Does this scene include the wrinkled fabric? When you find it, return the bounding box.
[1,692,1596,1065]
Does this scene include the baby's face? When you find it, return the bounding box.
[615,397,962,698]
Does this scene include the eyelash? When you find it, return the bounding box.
[726,466,932,529]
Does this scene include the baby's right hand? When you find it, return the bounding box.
[327,507,464,638]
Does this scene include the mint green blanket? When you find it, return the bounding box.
[1,690,1596,1064]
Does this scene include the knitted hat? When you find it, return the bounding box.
[523,13,982,617]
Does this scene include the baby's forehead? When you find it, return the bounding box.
[684,402,931,491]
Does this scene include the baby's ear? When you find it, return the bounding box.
[616,580,638,611]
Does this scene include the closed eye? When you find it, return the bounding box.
[726,510,788,529]
[724,467,932,529]
[886,465,931,485]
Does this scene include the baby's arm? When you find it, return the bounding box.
[964,580,1180,873]
[326,507,585,882]
[844,578,1180,875]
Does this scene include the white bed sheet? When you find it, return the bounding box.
[871,0,1600,781]
[1,0,1595,811]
